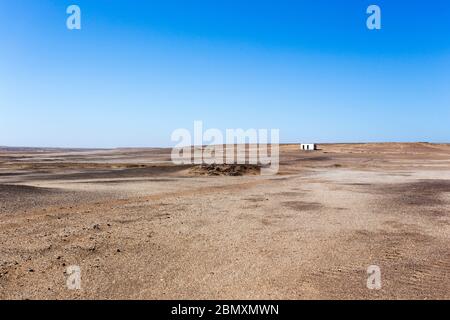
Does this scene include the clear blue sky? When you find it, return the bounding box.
[1,0,449,147]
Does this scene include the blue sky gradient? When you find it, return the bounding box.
[1,0,449,147]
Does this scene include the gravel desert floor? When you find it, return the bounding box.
[0,143,449,299]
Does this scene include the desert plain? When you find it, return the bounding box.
[0,143,449,299]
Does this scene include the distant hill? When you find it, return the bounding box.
[0,146,103,152]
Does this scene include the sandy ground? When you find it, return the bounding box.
[0,143,449,300]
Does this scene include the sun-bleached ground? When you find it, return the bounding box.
[0,143,449,299]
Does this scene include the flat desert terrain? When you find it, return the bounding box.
[0,143,449,299]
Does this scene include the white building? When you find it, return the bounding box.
[300,143,316,151]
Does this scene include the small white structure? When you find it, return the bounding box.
[300,143,316,151]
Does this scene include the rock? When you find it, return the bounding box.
[189,164,261,176]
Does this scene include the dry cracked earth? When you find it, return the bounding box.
[0,143,449,299]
